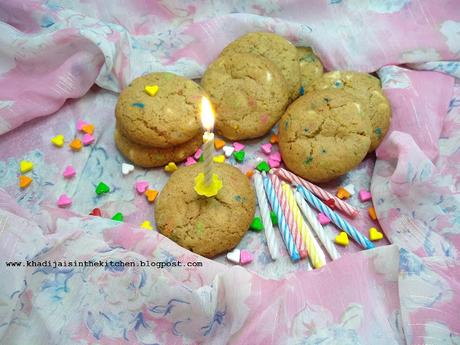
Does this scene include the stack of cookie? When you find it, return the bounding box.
[114,72,208,167]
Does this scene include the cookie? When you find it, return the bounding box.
[220,32,301,100]
[155,163,256,258]
[279,89,371,183]
[115,72,207,148]
[297,47,323,89]
[202,52,289,140]
[114,128,202,168]
[307,71,391,152]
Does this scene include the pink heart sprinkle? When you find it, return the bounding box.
[77,119,87,131]
[317,212,331,225]
[82,133,94,146]
[359,189,372,202]
[261,143,272,155]
[63,165,76,178]
[240,250,253,265]
[269,152,281,162]
[193,148,202,160]
[233,142,245,152]
[57,194,72,207]
[135,180,149,194]
[268,159,281,168]
[185,156,196,166]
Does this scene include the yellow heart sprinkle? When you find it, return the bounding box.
[140,220,153,230]
[164,162,177,173]
[213,154,225,163]
[19,160,33,173]
[335,231,349,246]
[144,85,159,97]
[51,134,65,147]
[369,227,383,241]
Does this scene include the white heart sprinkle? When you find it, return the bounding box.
[223,145,235,158]
[226,248,240,264]
[344,183,355,195]
[122,163,135,175]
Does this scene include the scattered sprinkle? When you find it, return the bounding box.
[317,212,331,225]
[89,208,102,216]
[57,194,72,207]
[193,148,202,160]
[185,156,196,166]
[245,170,254,178]
[260,143,272,155]
[111,212,124,222]
[226,248,240,264]
[269,152,281,162]
[368,207,377,220]
[69,139,82,151]
[233,150,245,163]
[256,161,270,173]
[51,134,65,147]
[369,227,383,241]
[325,198,336,209]
[135,180,149,194]
[144,85,159,97]
[223,145,234,157]
[131,102,144,108]
[63,165,76,178]
[270,211,278,225]
[213,154,225,163]
[82,133,94,146]
[76,120,87,131]
[268,158,281,169]
[81,124,94,135]
[19,160,33,174]
[334,80,343,88]
[250,217,264,232]
[122,163,134,175]
[19,175,32,189]
[359,189,372,202]
[140,220,153,230]
[233,142,245,152]
[335,232,349,246]
[164,162,178,173]
[240,249,253,265]
[336,187,351,199]
[95,182,110,195]
[375,127,382,137]
[145,189,159,203]
[270,134,279,144]
[199,154,204,162]
[214,138,226,150]
[299,85,305,95]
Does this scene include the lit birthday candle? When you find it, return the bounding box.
[194,97,223,197]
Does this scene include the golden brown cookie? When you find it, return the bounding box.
[155,163,256,258]
[307,71,391,152]
[202,52,289,141]
[220,32,301,100]
[279,89,371,183]
[114,128,202,168]
[297,47,323,89]
[115,72,208,148]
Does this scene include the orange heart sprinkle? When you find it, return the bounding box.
[214,138,226,150]
[270,134,279,144]
[245,170,254,178]
[145,189,159,203]
[19,175,32,188]
[82,124,94,135]
[336,187,351,200]
[69,139,82,151]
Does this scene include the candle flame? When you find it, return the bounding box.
[201,97,215,131]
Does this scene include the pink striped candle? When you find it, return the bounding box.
[269,173,308,259]
[272,168,359,218]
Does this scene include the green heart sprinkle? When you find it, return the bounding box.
[270,211,278,225]
[199,153,204,162]
[95,182,110,195]
[233,150,245,163]
[250,217,264,232]
[256,161,270,173]
[111,212,123,222]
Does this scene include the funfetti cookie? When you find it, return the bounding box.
[155,163,256,258]
[115,72,207,148]
[297,47,324,89]
[279,89,371,183]
[307,71,391,152]
[220,32,301,100]
[202,52,289,141]
[114,128,202,168]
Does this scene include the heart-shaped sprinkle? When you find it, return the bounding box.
[76,119,87,131]
[245,170,254,178]
[193,148,202,160]
[270,211,278,225]
[369,227,383,241]
[19,175,32,188]
[82,124,94,135]
[233,150,245,163]
[226,248,240,264]
[111,212,124,222]
[344,183,355,195]
[140,220,153,230]
[250,217,264,232]
[135,180,149,194]
[69,139,82,151]
[57,194,72,207]
[144,85,159,96]
[82,133,94,146]
[268,159,281,169]
[185,156,196,166]
[51,134,65,147]
[335,231,349,246]
[368,207,377,220]
[269,152,281,162]
[214,138,226,150]
[260,143,272,155]
[325,199,336,210]
[213,155,225,163]
[198,154,204,162]
[19,160,33,173]
[164,162,177,173]
[233,142,245,152]
[89,208,102,216]
[359,189,372,202]
[63,165,76,178]
[270,134,279,144]
[256,161,270,172]
[145,189,158,203]
[95,182,110,195]
[317,212,331,225]
[223,146,234,158]
[240,250,253,265]
[336,187,351,200]
[122,163,134,175]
